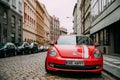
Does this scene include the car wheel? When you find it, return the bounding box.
[3,52,7,57]
[96,72,101,76]
[22,51,25,55]
[14,51,17,56]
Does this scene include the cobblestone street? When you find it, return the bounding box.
[0,52,117,80]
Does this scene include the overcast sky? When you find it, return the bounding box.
[39,0,77,34]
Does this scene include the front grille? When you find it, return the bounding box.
[52,64,100,70]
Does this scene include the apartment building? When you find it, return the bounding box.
[36,1,45,45]
[60,27,67,35]
[41,4,51,45]
[23,0,36,42]
[73,0,82,35]
[90,0,120,54]
[80,0,91,35]
[50,15,60,42]
[0,0,23,43]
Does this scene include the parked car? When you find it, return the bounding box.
[29,42,39,53]
[45,35,103,75]
[0,42,17,57]
[39,45,44,52]
[44,45,50,51]
[15,42,31,55]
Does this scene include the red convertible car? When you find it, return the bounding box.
[45,35,103,74]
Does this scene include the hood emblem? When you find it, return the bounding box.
[73,52,78,56]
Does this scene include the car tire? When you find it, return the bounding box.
[3,52,7,58]
[22,51,25,55]
[96,72,101,76]
[14,51,17,56]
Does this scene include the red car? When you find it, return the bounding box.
[45,35,103,74]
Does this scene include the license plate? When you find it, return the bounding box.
[66,60,84,66]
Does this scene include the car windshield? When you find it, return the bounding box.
[57,35,93,45]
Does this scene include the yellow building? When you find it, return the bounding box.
[36,1,45,45]
[23,0,51,45]
[23,0,37,42]
[41,4,51,45]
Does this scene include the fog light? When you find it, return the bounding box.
[96,65,100,69]
[49,63,54,67]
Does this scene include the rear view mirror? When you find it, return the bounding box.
[94,42,100,47]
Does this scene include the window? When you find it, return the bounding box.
[91,0,99,21]
[18,34,21,43]
[11,16,15,27]
[91,0,115,21]
[100,31,103,45]
[0,24,1,42]
[18,1,22,13]
[103,28,110,45]
[3,12,8,24]
[11,33,15,43]
[106,28,110,45]
[12,0,16,8]
[99,0,102,13]
[3,12,7,19]
[102,0,107,9]
[18,19,21,30]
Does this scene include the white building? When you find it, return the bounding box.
[73,0,82,35]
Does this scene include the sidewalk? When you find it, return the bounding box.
[103,54,120,79]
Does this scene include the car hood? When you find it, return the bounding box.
[54,45,95,59]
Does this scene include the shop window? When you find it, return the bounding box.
[103,28,110,45]
[100,31,103,45]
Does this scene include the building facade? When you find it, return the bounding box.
[73,3,77,34]
[60,27,67,35]
[80,0,91,35]
[23,0,36,43]
[36,1,45,45]
[73,0,82,35]
[50,15,60,42]
[41,4,51,45]
[77,0,82,35]
[0,0,23,43]
[90,0,120,55]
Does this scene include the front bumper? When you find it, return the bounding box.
[46,56,103,73]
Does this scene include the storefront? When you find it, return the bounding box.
[114,21,120,53]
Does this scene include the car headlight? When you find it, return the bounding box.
[94,50,101,58]
[49,49,56,57]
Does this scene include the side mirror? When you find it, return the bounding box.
[94,42,100,47]
[49,42,54,46]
